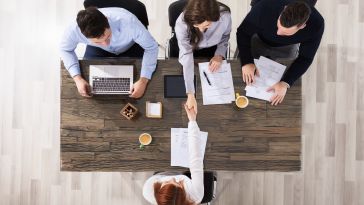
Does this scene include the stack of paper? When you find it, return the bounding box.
[171,128,208,168]
[245,56,286,101]
[198,61,235,105]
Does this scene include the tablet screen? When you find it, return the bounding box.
[164,75,196,98]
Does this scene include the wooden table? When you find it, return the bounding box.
[61,59,301,172]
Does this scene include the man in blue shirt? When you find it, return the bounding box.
[60,7,158,98]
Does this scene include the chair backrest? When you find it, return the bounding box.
[168,0,188,33]
[251,0,317,7]
[83,0,149,28]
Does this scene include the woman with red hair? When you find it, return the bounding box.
[143,104,204,205]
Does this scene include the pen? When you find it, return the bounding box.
[203,71,212,86]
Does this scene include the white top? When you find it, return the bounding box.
[175,11,232,94]
[142,121,204,204]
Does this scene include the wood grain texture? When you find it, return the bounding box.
[60,59,302,171]
[1,0,363,204]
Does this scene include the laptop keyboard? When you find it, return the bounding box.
[92,77,130,93]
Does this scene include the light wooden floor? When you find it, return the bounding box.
[0,0,363,204]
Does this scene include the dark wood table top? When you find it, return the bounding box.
[61,58,301,172]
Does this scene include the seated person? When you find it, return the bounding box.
[143,104,204,205]
[175,0,232,113]
[83,0,149,28]
[60,7,158,98]
[237,0,324,105]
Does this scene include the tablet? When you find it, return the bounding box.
[164,75,196,98]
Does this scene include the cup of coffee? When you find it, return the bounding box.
[235,93,249,108]
[139,133,152,147]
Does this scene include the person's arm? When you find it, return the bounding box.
[60,24,81,77]
[188,121,204,203]
[131,17,158,80]
[175,15,196,94]
[214,12,232,58]
[236,6,261,67]
[281,21,325,86]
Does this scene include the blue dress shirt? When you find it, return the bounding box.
[60,7,158,79]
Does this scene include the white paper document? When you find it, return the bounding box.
[198,61,235,105]
[245,56,286,101]
[171,128,208,168]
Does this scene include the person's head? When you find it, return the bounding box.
[154,179,195,205]
[277,1,311,36]
[184,0,230,49]
[76,7,111,46]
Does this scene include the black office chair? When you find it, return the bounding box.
[251,0,317,7]
[83,0,149,28]
[166,0,188,58]
[166,0,230,59]
[152,171,217,205]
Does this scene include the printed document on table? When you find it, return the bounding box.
[198,61,235,105]
[171,128,208,168]
[245,56,286,101]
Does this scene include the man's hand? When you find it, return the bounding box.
[184,103,197,122]
[130,77,149,98]
[242,63,260,85]
[186,93,198,113]
[73,75,92,97]
[267,81,289,106]
[209,55,223,72]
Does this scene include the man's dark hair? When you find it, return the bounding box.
[279,1,311,28]
[76,7,110,38]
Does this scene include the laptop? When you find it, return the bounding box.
[89,65,134,95]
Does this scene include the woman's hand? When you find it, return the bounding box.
[209,55,223,72]
[186,93,198,113]
[184,103,197,121]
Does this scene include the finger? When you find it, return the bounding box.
[194,105,198,114]
[214,63,221,72]
[208,64,213,72]
[266,87,274,92]
[272,96,278,106]
[255,69,260,77]
[247,74,252,85]
[212,63,218,72]
[209,63,215,72]
[251,73,255,83]
[242,72,246,83]
[272,96,280,106]
[184,104,189,112]
[270,94,278,102]
[130,89,138,98]
[274,96,282,106]
[278,95,285,104]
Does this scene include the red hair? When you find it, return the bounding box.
[153,181,195,205]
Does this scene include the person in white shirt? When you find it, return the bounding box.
[175,0,232,114]
[142,104,204,205]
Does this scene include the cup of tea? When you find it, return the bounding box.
[235,93,249,108]
[139,133,152,148]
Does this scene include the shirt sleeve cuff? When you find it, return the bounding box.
[140,68,153,79]
[214,47,227,58]
[282,81,291,88]
[188,121,197,126]
[68,65,81,78]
